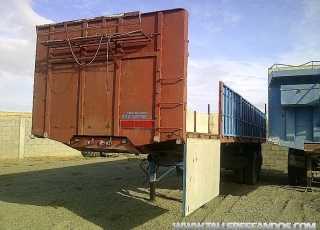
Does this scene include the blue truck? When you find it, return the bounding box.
[268,61,320,189]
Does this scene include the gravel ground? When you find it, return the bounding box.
[0,155,319,230]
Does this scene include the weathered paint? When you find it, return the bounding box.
[268,62,320,151]
[219,81,266,143]
[32,8,188,152]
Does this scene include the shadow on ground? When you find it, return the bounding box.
[219,167,320,196]
[0,157,177,229]
[1,156,318,229]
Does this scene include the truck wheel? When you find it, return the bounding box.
[257,160,262,180]
[233,168,244,184]
[245,152,258,185]
[288,166,300,186]
[257,151,262,180]
[287,148,307,186]
[288,166,306,186]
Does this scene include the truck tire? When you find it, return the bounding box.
[233,168,244,184]
[288,166,306,186]
[288,166,300,186]
[257,151,262,180]
[287,148,307,186]
[244,152,258,185]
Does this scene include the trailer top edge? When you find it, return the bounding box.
[268,61,320,74]
[36,8,187,29]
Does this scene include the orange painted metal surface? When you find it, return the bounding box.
[32,8,188,154]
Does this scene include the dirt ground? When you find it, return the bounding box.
[0,155,319,230]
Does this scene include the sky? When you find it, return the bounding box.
[0,0,320,113]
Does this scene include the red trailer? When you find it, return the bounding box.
[33,9,188,155]
[32,8,266,216]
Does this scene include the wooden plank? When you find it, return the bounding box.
[186,110,219,134]
[209,113,219,134]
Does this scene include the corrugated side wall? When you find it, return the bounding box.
[185,110,287,170]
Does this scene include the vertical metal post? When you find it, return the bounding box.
[218,82,223,136]
[306,155,312,192]
[208,104,210,134]
[193,110,197,133]
[154,12,163,142]
[149,156,156,201]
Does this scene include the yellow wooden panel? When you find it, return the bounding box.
[186,110,195,132]
[209,113,219,134]
[186,110,210,133]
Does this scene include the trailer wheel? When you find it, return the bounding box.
[245,152,258,185]
[288,166,300,186]
[287,148,307,186]
[233,168,244,184]
[288,166,306,186]
[257,151,262,180]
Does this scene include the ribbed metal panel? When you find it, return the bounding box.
[220,82,266,139]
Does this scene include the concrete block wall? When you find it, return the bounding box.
[0,115,20,158]
[261,120,289,170]
[262,143,288,170]
[0,112,80,159]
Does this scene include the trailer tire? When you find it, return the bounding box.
[245,152,258,185]
[257,152,262,180]
[287,148,307,186]
[233,168,244,184]
[288,166,300,186]
[288,166,306,186]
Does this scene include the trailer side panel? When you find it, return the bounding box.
[219,81,266,143]
[32,9,188,152]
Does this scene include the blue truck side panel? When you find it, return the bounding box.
[220,82,267,140]
[268,63,320,150]
[281,84,320,106]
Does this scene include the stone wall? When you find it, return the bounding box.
[262,142,288,170]
[0,112,80,159]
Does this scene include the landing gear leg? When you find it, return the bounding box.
[306,156,312,192]
[149,155,156,201]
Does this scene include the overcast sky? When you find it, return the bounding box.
[1,0,320,113]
